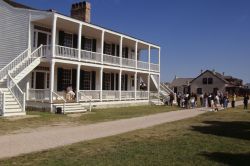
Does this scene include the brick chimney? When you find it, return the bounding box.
[71,1,91,23]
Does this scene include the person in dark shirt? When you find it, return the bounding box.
[243,94,249,110]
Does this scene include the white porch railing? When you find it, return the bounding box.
[41,45,52,58]
[28,89,50,102]
[11,45,43,78]
[136,91,149,99]
[55,45,78,60]
[150,63,160,72]
[102,91,120,101]
[137,61,149,70]
[78,90,101,101]
[122,58,136,68]
[7,73,25,112]
[0,48,29,81]
[0,91,5,115]
[78,91,92,111]
[81,50,102,63]
[103,54,120,66]
[121,91,135,100]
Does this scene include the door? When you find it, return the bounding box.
[37,32,47,47]
[35,72,45,89]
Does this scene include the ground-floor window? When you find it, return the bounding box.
[197,88,203,94]
[103,73,111,90]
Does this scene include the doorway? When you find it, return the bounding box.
[35,72,45,89]
[37,32,47,47]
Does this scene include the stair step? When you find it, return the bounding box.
[4,108,22,113]
[5,105,21,109]
[2,111,26,117]
[64,109,87,114]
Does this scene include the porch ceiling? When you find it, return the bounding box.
[57,17,79,33]
[32,17,52,28]
[82,25,102,39]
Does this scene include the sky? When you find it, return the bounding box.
[15,0,250,83]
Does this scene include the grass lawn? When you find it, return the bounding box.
[0,105,180,135]
[0,105,249,165]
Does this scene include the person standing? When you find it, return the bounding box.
[243,94,249,110]
[232,93,236,108]
[200,93,204,107]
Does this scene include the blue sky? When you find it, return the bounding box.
[15,0,250,83]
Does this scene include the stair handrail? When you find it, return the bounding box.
[10,45,43,79]
[78,91,92,112]
[7,72,25,112]
[0,90,5,116]
[0,48,30,81]
[52,91,66,114]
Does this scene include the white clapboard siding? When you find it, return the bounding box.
[0,0,29,69]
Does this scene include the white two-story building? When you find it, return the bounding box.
[0,0,161,116]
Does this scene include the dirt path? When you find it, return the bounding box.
[0,101,243,159]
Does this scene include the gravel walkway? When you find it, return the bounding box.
[0,102,243,159]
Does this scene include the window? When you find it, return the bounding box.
[104,43,112,55]
[203,78,207,84]
[63,33,73,47]
[103,73,111,90]
[197,88,203,95]
[33,32,36,47]
[208,78,213,84]
[84,38,92,51]
[62,69,72,89]
[83,71,91,90]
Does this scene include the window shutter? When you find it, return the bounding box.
[72,69,77,91]
[125,74,128,91]
[116,45,120,57]
[112,44,115,56]
[125,47,129,58]
[73,34,78,48]
[57,68,63,91]
[111,73,114,90]
[59,31,65,46]
[80,70,85,90]
[116,73,119,90]
[81,36,85,50]
[92,39,96,52]
[91,71,96,90]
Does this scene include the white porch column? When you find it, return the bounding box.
[158,48,161,96]
[148,45,151,71]
[119,36,123,67]
[51,14,57,58]
[78,24,82,61]
[119,70,122,100]
[76,64,81,102]
[100,67,103,101]
[148,73,150,100]
[134,72,137,100]
[101,30,105,63]
[26,81,30,101]
[50,60,55,104]
[135,41,138,69]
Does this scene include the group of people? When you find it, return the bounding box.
[171,91,249,111]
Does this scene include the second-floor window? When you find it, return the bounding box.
[104,43,112,55]
[63,33,73,47]
[203,77,213,84]
[203,78,207,84]
[208,78,213,84]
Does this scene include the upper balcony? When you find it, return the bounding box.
[32,14,160,73]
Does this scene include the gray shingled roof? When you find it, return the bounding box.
[170,78,194,87]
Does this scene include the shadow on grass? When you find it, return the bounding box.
[191,121,250,141]
[201,152,250,166]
